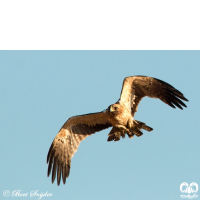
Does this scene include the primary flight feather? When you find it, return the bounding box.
[47,76,188,185]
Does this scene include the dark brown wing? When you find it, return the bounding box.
[119,76,188,116]
[47,111,112,185]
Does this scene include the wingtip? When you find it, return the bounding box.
[63,178,66,185]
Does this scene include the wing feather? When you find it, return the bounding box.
[47,111,112,185]
[120,76,188,116]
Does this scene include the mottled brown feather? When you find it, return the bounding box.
[120,76,188,116]
[47,112,112,185]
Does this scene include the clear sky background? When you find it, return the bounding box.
[1,51,200,200]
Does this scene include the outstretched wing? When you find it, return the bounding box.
[47,111,112,185]
[119,76,188,116]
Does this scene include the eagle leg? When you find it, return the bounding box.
[115,125,129,132]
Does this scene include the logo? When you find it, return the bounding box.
[180,182,198,199]
[3,190,10,197]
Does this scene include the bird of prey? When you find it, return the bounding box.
[47,75,188,185]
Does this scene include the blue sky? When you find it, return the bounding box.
[1,51,199,200]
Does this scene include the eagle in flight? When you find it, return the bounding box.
[47,76,188,185]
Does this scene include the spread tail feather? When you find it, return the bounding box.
[107,121,153,142]
[134,120,153,132]
[107,127,126,142]
[130,120,153,137]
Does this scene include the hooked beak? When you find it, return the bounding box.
[110,106,114,112]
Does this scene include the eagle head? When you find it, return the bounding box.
[109,103,123,114]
